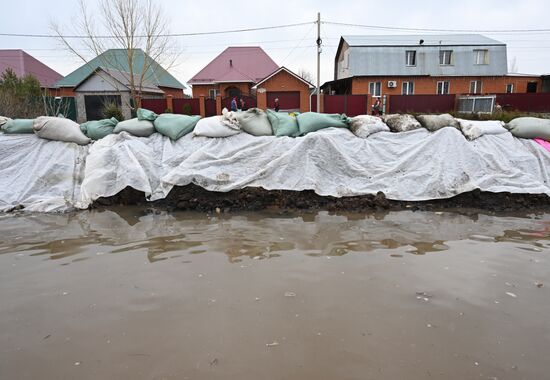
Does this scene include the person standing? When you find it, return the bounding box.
[274,98,280,112]
[230,97,238,112]
[371,98,382,116]
[239,97,246,111]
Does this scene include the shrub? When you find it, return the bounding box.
[102,101,124,121]
[164,108,172,113]
[182,103,193,115]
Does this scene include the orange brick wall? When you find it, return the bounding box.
[352,76,542,96]
[192,83,253,98]
[158,86,184,98]
[257,70,311,113]
[57,87,75,97]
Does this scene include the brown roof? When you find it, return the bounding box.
[0,50,62,87]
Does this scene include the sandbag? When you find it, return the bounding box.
[80,117,118,140]
[154,113,201,140]
[137,108,158,121]
[113,118,155,137]
[3,119,34,134]
[296,112,349,135]
[457,119,508,140]
[348,115,390,138]
[0,116,11,129]
[382,114,422,132]
[221,108,241,130]
[33,116,91,145]
[235,108,273,136]
[507,117,550,141]
[266,109,300,137]
[416,114,459,132]
[193,116,241,138]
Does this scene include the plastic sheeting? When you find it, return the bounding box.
[2,127,550,212]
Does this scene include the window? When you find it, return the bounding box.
[402,81,414,95]
[474,49,489,65]
[208,89,220,98]
[437,81,450,95]
[457,95,495,114]
[369,82,381,97]
[439,50,453,65]
[470,80,483,94]
[506,84,514,93]
[405,51,416,66]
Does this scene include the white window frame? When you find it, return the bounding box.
[369,81,382,97]
[405,50,416,66]
[437,81,450,95]
[506,83,514,93]
[208,89,220,98]
[474,49,489,65]
[439,50,453,65]
[402,81,414,95]
[469,80,483,94]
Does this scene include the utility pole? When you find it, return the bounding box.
[316,12,321,112]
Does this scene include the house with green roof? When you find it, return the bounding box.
[55,49,185,122]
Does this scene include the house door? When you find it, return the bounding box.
[84,95,121,121]
[527,82,538,93]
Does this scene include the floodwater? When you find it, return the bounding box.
[0,208,549,380]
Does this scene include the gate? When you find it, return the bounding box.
[205,98,216,116]
[222,94,256,111]
[311,95,368,116]
[267,91,300,111]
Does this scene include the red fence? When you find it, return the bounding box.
[495,93,550,113]
[389,94,456,114]
[311,95,368,116]
[205,98,216,117]
[173,98,200,115]
[141,98,167,114]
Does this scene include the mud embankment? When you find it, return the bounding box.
[93,185,550,213]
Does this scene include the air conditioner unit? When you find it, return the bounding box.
[387,81,397,88]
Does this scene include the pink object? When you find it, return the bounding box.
[188,47,278,85]
[534,138,550,153]
[0,50,62,88]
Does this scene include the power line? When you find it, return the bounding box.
[0,22,315,39]
[323,21,550,34]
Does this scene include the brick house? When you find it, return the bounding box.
[323,34,542,106]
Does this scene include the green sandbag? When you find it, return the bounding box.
[113,118,155,137]
[266,109,300,137]
[508,117,550,141]
[3,119,34,134]
[153,113,200,140]
[235,108,273,136]
[137,108,158,121]
[296,112,349,136]
[80,117,118,140]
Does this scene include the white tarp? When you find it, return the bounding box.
[2,127,550,212]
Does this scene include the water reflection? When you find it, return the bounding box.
[0,208,548,263]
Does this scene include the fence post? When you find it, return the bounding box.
[199,95,206,118]
[216,94,222,115]
[257,90,267,110]
[319,93,325,113]
[166,95,173,112]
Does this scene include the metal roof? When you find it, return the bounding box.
[342,34,505,47]
[55,49,185,89]
[188,46,279,85]
[0,49,63,87]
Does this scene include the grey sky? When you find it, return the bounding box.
[1,0,549,93]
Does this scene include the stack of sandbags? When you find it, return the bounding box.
[33,116,91,145]
[456,119,508,140]
[507,117,550,141]
[154,113,201,140]
[296,112,349,135]
[235,108,273,136]
[2,119,34,134]
[80,117,119,140]
[266,109,300,137]
[348,115,390,138]
[416,113,459,132]
[381,114,422,132]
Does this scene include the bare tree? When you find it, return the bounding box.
[51,0,176,108]
[297,68,314,84]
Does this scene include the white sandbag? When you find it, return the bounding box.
[0,116,12,129]
[221,108,241,130]
[235,108,273,136]
[193,116,241,138]
[348,115,390,138]
[457,119,508,140]
[33,116,91,145]
[507,117,550,141]
[416,114,459,132]
[113,118,155,137]
[382,114,422,132]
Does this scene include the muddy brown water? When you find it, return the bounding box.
[0,208,549,380]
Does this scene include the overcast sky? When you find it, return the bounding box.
[1,0,549,93]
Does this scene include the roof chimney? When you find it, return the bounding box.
[419,39,424,45]
[229,59,233,67]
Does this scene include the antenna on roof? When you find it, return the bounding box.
[229,59,233,67]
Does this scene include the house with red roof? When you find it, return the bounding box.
[0,50,63,90]
[189,46,313,112]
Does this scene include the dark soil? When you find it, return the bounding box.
[92,185,550,214]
